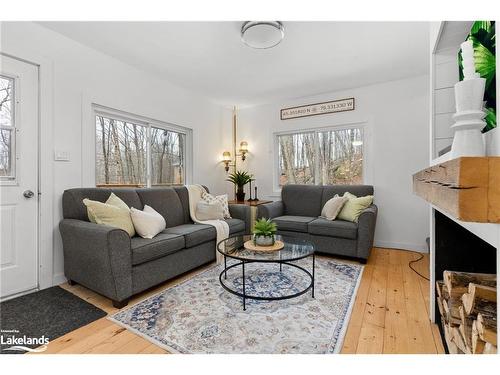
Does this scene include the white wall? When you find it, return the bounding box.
[1,22,229,285]
[236,75,430,252]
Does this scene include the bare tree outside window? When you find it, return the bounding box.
[318,128,363,185]
[95,114,186,187]
[278,132,315,186]
[0,76,14,179]
[150,127,185,186]
[278,127,363,187]
[95,115,147,186]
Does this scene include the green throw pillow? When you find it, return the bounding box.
[337,192,373,223]
[83,193,136,237]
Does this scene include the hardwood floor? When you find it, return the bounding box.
[36,248,444,354]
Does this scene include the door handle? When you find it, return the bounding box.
[23,190,35,198]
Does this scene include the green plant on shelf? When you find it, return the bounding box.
[226,170,253,201]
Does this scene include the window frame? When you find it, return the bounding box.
[0,72,19,185]
[93,105,192,188]
[273,122,367,192]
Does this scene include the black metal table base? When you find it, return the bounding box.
[219,254,315,311]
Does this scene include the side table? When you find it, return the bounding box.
[228,199,273,231]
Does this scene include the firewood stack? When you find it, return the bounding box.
[436,271,497,354]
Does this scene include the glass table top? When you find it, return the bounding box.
[217,235,315,262]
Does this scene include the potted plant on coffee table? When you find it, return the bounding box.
[253,218,277,246]
[226,170,253,201]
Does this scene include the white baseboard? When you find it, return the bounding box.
[374,240,428,253]
[52,272,67,286]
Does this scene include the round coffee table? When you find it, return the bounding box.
[217,234,315,310]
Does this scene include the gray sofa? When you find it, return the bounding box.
[59,186,250,308]
[257,185,377,263]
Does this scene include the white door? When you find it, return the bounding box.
[0,55,39,299]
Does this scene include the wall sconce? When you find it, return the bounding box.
[222,107,250,173]
[222,151,232,172]
[239,141,248,161]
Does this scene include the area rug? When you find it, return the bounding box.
[0,286,107,354]
[109,258,363,354]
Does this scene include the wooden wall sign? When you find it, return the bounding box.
[280,98,355,120]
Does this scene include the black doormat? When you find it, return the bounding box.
[0,286,107,354]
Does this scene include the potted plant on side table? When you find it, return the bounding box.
[253,218,277,246]
[226,170,253,201]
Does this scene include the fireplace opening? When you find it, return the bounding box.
[434,210,497,354]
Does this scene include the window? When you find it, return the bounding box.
[0,75,15,181]
[277,126,364,187]
[95,109,189,187]
[150,127,185,186]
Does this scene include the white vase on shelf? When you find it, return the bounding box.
[450,41,487,159]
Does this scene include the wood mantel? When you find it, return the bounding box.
[413,157,500,223]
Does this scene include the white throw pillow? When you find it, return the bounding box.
[320,194,349,220]
[130,205,166,239]
[201,191,231,218]
[196,201,224,221]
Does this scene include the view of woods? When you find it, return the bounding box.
[278,127,363,186]
[0,76,14,178]
[95,115,185,187]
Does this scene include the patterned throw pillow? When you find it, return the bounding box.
[201,191,231,219]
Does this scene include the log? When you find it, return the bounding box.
[461,283,497,315]
[443,271,496,296]
[472,320,486,354]
[444,322,461,354]
[458,310,473,353]
[451,325,470,354]
[477,313,497,346]
[443,297,462,326]
[436,281,444,299]
[483,342,497,354]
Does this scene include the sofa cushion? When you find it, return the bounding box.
[308,218,358,240]
[273,216,316,232]
[136,188,186,228]
[163,224,215,248]
[282,185,323,217]
[131,233,185,265]
[225,218,245,234]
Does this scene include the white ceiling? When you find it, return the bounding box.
[39,21,430,107]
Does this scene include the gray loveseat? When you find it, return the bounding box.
[59,186,250,308]
[257,185,377,263]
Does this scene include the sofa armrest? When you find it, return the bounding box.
[356,204,378,260]
[257,201,284,220]
[228,204,252,234]
[59,219,132,302]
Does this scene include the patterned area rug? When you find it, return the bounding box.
[109,258,363,354]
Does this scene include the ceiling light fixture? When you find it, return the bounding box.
[241,21,284,49]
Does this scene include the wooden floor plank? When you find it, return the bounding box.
[356,322,385,354]
[34,248,442,354]
[340,260,375,353]
[383,251,410,353]
[399,251,438,354]
[362,249,389,328]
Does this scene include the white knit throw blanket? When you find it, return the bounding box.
[186,184,229,264]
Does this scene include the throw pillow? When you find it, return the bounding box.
[320,194,349,220]
[337,192,374,223]
[83,195,135,236]
[201,191,231,218]
[196,201,224,221]
[130,205,166,239]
